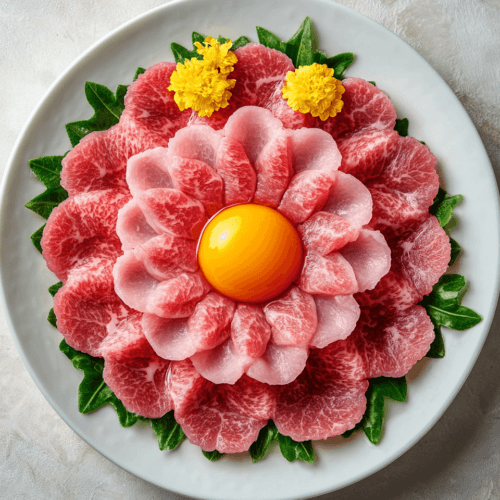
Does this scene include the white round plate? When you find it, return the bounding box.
[1,0,499,499]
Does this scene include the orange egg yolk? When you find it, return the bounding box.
[198,204,304,303]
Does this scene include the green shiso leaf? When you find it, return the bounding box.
[430,188,463,228]
[48,282,63,296]
[25,187,68,219]
[202,449,225,461]
[171,41,202,64]
[249,420,279,463]
[277,433,314,463]
[426,318,445,358]
[29,155,66,189]
[47,309,57,328]
[256,26,287,52]
[151,411,186,451]
[449,236,462,266]
[320,52,355,80]
[30,224,45,253]
[285,17,315,67]
[231,35,251,50]
[65,81,128,147]
[133,67,146,81]
[394,118,409,137]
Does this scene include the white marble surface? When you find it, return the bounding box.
[1,0,500,498]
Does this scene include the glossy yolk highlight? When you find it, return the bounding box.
[198,204,304,303]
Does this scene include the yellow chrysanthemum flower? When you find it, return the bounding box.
[282,63,345,121]
[194,36,238,75]
[168,58,236,117]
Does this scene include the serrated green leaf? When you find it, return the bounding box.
[426,319,445,358]
[231,35,250,50]
[25,187,68,219]
[151,411,186,451]
[449,236,462,266]
[48,282,63,297]
[192,31,206,45]
[277,433,314,463]
[394,118,409,137]
[249,420,278,462]
[171,42,202,64]
[29,155,65,189]
[134,67,146,81]
[202,449,224,461]
[426,304,482,331]
[47,308,57,328]
[30,224,45,253]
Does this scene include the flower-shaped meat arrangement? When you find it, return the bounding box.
[32,28,468,458]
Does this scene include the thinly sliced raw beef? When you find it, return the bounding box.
[215,137,256,205]
[317,78,397,139]
[142,313,195,360]
[54,258,131,356]
[168,156,224,216]
[231,304,271,359]
[310,295,360,348]
[274,339,368,441]
[42,189,130,282]
[322,171,372,229]
[231,43,294,108]
[190,338,248,385]
[287,128,342,173]
[121,61,191,146]
[371,136,439,211]
[147,272,210,319]
[397,215,451,296]
[264,287,317,347]
[254,130,292,207]
[136,188,206,240]
[223,106,283,165]
[101,312,172,418]
[116,199,158,251]
[299,252,359,296]
[126,147,172,197]
[352,306,434,378]
[134,233,198,282]
[278,170,336,223]
[170,360,274,453]
[266,83,311,130]
[337,129,400,183]
[167,125,222,168]
[298,211,359,255]
[246,343,309,385]
[340,229,391,293]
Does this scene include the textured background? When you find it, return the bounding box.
[1,0,500,498]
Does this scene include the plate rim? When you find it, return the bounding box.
[1,0,499,498]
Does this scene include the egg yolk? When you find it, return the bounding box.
[198,204,304,303]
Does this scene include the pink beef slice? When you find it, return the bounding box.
[246,342,309,386]
[54,258,131,357]
[264,286,318,347]
[42,188,130,282]
[396,215,451,296]
[254,129,292,207]
[231,304,271,359]
[298,211,359,255]
[322,171,373,230]
[310,295,360,349]
[337,129,400,183]
[369,136,439,212]
[267,83,312,130]
[141,314,196,360]
[215,137,256,205]
[170,359,275,453]
[299,252,359,296]
[317,78,397,139]
[147,272,211,319]
[116,199,159,251]
[274,338,368,441]
[352,306,434,378]
[134,233,198,282]
[187,292,236,351]
[278,170,336,224]
[126,147,173,197]
[101,312,172,418]
[61,117,161,197]
[121,61,191,146]
[168,156,224,216]
[167,125,222,169]
[136,188,206,240]
[340,229,391,293]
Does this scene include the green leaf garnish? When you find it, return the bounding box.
[29,155,66,189]
[30,224,45,253]
[48,282,63,296]
[151,411,186,451]
[277,433,314,463]
[202,449,225,461]
[394,118,409,137]
[426,318,445,358]
[231,35,251,50]
[449,236,462,266]
[133,67,146,81]
[430,188,463,228]
[25,187,68,219]
[249,420,279,462]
